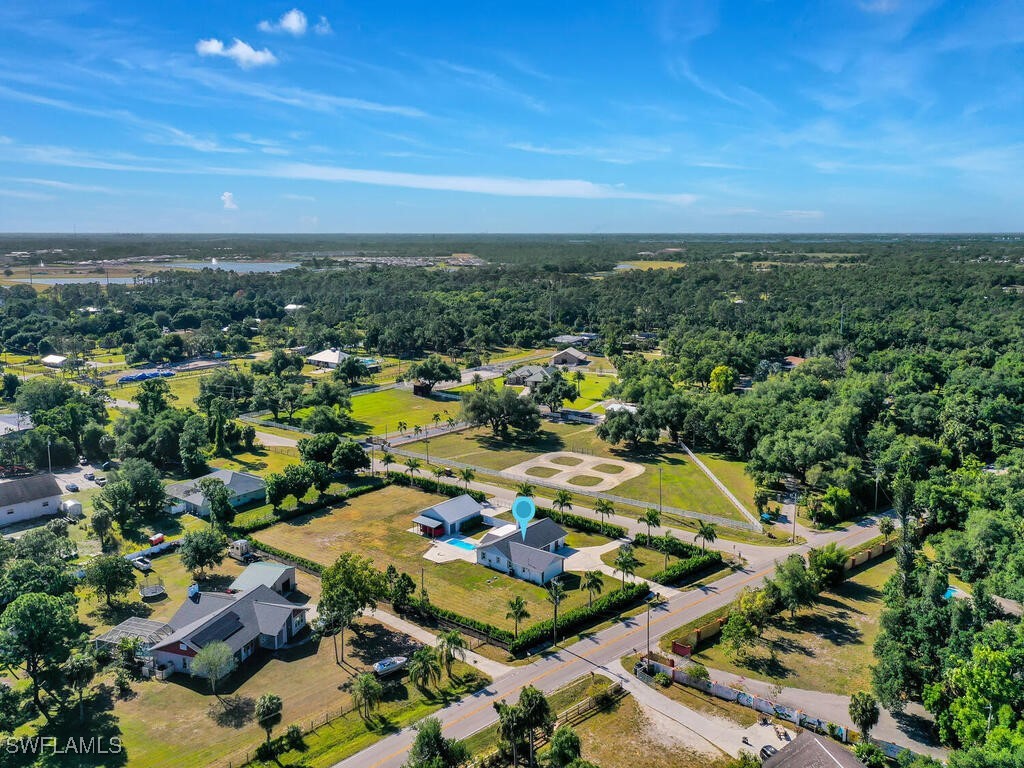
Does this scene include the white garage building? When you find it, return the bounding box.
[0,475,63,526]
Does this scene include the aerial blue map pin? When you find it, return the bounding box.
[511,496,536,541]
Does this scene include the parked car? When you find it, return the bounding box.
[83,471,95,481]
[79,457,89,466]
[65,482,79,492]
[101,460,115,471]
[95,476,107,487]
[760,745,778,760]
[132,557,152,572]
[372,656,407,677]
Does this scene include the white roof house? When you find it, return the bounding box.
[306,348,351,369]
[40,354,68,367]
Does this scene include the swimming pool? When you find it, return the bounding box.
[943,586,963,600]
[447,538,476,551]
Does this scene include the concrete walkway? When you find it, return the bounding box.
[366,607,515,681]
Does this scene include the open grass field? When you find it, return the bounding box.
[413,423,745,521]
[562,373,614,411]
[696,453,758,511]
[209,446,299,477]
[253,485,595,631]
[691,555,896,695]
[573,695,729,768]
[116,373,204,408]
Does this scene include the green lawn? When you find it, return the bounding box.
[414,424,745,521]
[209,446,299,476]
[600,544,730,586]
[696,453,758,511]
[562,373,615,411]
[253,485,595,632]
[691,556,896,695]
[115,373,203,408]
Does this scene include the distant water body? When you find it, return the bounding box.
[9,260,300,285]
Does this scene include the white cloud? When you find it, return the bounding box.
[196,38,277,69]
[283,193,316,201]
[258,9,308,36]
[0,189,55,200]
[9,178,118,194]
[314,16,332,35]
[268,162,697,204]
[508,141,671,165]
[780,209,825,220]
[220,191,238,209]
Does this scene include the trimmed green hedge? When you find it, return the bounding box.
[633,532,705,559]
[230,478,384,534]
[649,553,722,586]
[409,598,514,645]
[251,539,324,574]
[385,471,487,502]
[508,581,649,654]
[537,506,626,539]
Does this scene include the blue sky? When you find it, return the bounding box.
[0,1,1022,233]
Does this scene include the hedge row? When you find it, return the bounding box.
[250,539,324,575]
[536,507,627,539]
[385,471,487,502]
[508,581,650,654]
[650,553,723,586]
[409,598,514,644]
[633,532,705,560]
[230,478,384,535]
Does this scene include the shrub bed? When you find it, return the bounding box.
[508,581,649,654]
[385,471,487,502]
[408,598,514,645]
[537,507,626,539]
[633,532,705,559]
[649,553,723,586]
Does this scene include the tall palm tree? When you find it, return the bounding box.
[553,490,573,513]
[397,420,408,435]
[613,544,640,588]
[696,521,718,552]
[459,467,476,489]
[582,570,604,607]
[406,458,422,478]
[658,530,675,569]
[413,424,423,438]
[471,372,483,389]
[432,413,442,429]
[506,596,530,639]
[255,693,283,743]
[642,508,661,538]
[437,630,467,679]
[433,466,446,482]
[352,672,383,719]
[595,498,615,524]
[572,370,585,397]
[546,578,567,644]
[407,647,442,691]
[381,451,395,475]
[516,482,536,498]
[446,416,457,430]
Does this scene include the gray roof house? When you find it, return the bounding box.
[413,494,483,537]
[165,470,266,516]
[762,732,865,768]
[551,347,589,367]
[151,584,307,676]
[0,474,63,526]
[505,365,557,386]
[476,518,568,585]
[229,562,296,595]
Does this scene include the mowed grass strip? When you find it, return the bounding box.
[416,424,745,521]
[696,453,757,511]
[691,556,896,695]
[253,485,593,631]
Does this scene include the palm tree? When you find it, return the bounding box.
[506,596,530,639]
[432,413,442,429]
[406,458,422,478]
[516,482,536,498]
[397,420,408,435]
[407,647,442,691]
[658,530,675,569]
[546,578,567,644]
[572,370,585,397]
[459,467,476,489]
[352,672,383,719]
[254,692,283,742]
[595,498,615,524]
[433,466,446,482]
[437,630,467,679]
[582,570,604,607]
[696,521,718,552]
[642,508,661,538]
[413,424,423,438]
[553,490,573,513]
[613,544,640,588]
[446,416,457,430]
[471,373,483,389]
[381,451,395,475]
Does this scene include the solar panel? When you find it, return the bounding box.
[191,611,243,647]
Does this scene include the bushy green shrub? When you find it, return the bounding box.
[649,553,722,586]
[385,471,486,502]
[653,671,671,687]
[536,506,626,538]
[633,532,705,559]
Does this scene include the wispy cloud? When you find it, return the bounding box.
[265,162,697,204]
[282,192,316,201]
[8,177,118,194]
[780,209,824,220]
[508,140,671,165]
[417,57,545,112]
[258,9,308,36]
[196,38,278,69]
[0,189,55,200]
[314,16,332,35]
[220,191,238,209]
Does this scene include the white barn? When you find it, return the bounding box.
[0,475,63,526]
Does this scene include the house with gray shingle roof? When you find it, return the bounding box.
[476,518,567,585]
[505,365,557,386]
[412,494,483,537]
[165,470,266,517]
[150,584,307,676]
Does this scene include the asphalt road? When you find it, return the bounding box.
[331,515,889,768]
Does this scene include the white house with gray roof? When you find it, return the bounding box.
[476,518,567,585]
[0,474,62,526]
[412,494,483,537]
[165,470,266,517]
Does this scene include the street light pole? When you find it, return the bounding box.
[658,466,663,513]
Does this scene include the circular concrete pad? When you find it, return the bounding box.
[506,451,645,492]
